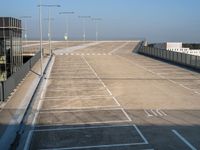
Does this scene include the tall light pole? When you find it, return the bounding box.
[44,18,55,56]
[20,16,32,45]
[39,4,60,56]
[59,11,74,48]
[78,16,91,41]
[38,0,43,75]
[20,16,32,65]
[92,18,102,41]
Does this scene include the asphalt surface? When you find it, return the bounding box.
[20,41,200,150]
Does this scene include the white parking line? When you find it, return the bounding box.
[38,107,127,114]
[36,120,132,128]
[144,110,153,117]
[159,110,167,116]
[144,109,167,117]
[43,95,110,99]
[41,96,113,100]
[150,109,158,116]
[172,130,197,150]
[155,109,163,116]
[40,105,120,111]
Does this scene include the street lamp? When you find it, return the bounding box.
[20,16,32,45]
[44,18,55,56]
[38,0,43,75]
[59,11,75,48]
[20,16,32,65]
[38,3,61,75]
[78,16,91,41]
[39,4,61,56]
[92,18,102,41]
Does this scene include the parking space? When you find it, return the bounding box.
[40,97,119,110]
[29,125,148,150]
[36,108,131,126]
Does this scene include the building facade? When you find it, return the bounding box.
[0,17,23,81]
[153,42,200,56]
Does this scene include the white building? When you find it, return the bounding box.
[153,42,200,56]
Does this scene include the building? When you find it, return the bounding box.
[153,42,200,56]
[0,17,23,81]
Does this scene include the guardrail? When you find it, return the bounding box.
[0,51,41,101]
[138,46,200,70]
[132,41,145,53]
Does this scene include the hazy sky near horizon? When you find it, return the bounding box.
[0,0,200,42]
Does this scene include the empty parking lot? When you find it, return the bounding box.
[20,41,200,150]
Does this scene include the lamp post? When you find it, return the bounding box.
[59,11,74,48]
[20,16,32,65]
[38,0,43,75]
[38,3,60,75]
[20,16,32,45]
[92,18,102,41]
[44,18,55,56]
[78,16,91,41]
[39,4,60,56]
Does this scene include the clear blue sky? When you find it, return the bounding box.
[0,0,200,42]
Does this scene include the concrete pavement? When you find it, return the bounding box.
[16,41,200,150]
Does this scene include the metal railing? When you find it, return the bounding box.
[138,46,200,70]
[132,41,144,53]
[0,51,41,101]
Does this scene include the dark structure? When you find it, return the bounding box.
[0,17,23,81]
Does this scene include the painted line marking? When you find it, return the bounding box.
[172,129,197,150]
[43,95,112,99]
[112,97,121,107]
[121,108,132,121]
[44,87,106,92]
[106,88,113,96]
[41,96,113,100]
[160,110,167,116]
[144,110,153,117]
[150,109,158,116]
[144,109,167,117]
[36,120,131,128]
[133,124,148,144]
[156,109,163,116]
[40,105,120,111]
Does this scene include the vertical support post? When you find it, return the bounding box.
[39,0,43,76]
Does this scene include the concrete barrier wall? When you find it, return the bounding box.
[0,51,41,101]
[138,46,200,70]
